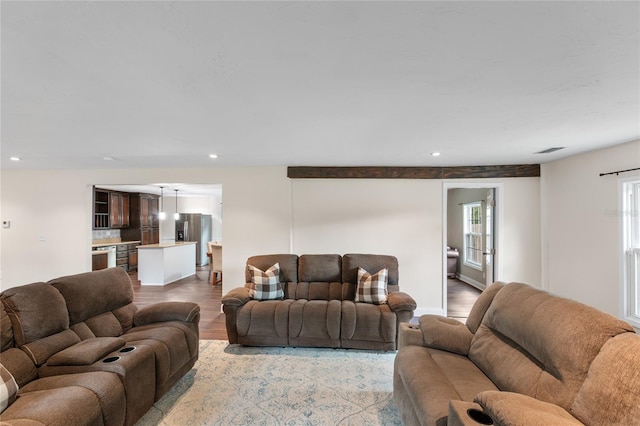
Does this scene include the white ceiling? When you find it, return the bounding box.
[2,1,639,170]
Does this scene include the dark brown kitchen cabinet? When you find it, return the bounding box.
[93,187,130,229]
[109,192,130,228]
[92,252,108,271]
[93,189,110,229]
[116,244,128,270]
[121,193,160,245]
[128,244,139,271]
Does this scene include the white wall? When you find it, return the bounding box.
[292,177,541,315]
[1,165,541,315]
[542,139,640,317]
[292,179,443,315]
[0,167,290,295]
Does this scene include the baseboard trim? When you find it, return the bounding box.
[456,274,487,291]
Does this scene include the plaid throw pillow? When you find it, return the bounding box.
[248,263,284,300]
[355,267,388,304]
[0,364,18,413]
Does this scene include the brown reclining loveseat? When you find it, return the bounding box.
[0,267,200,426]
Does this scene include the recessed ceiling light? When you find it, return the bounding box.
[209,154,218,159]
[431,152,441,157]
[103,156,114,161]
[10,157,21,161]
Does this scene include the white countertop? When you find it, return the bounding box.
[136,241,197,249]
[92,240,141,248]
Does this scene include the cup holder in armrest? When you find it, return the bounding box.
[103,356,121,363]
[466,409,493,425]
[119,346,136,353]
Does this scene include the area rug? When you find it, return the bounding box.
[135,340,402,425]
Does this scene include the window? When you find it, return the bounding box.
[622,179,640,328]
[464,202,482,269]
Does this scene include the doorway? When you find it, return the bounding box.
[442,183,502,316]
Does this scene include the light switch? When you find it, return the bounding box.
[2,221,9,229]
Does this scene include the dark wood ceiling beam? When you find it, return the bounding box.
[287,164,540,179]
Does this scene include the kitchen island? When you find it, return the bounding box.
[137,241,197,285]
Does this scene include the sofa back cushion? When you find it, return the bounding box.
[1,283,69,346]
[1,303,14,352]
[570,332,640,426]
[49,268,136,337]
[342,254,399,293]
[1,282,80,365]
[465,281,505,334]
[295,255,344,300]
[299,255,342,282]
[246,254,298,283]
[468,283,634,411]
[0,304,38,386]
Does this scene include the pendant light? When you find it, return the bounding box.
[158,186,166,220]
[174,189,180,220]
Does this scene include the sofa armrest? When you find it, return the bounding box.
[475,391,583,426]
[221,286,252,307]
[387,291,416,312]
[133,302,200,326]
[419,315,473,355]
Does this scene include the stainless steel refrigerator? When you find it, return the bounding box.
[175,213,213,267]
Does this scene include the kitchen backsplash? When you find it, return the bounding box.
[92,229,121,241]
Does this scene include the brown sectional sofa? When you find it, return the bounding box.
[394,281,640,426]
[0,267,200,426]
[222,253,417,350]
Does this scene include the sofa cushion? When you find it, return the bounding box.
[355,267,388,304]
[245,254,298,284]
[19,371,126,426]
[468,283,634,410]
[0,364,19,413]
[235,300,293,347]
[465,281,504,334]
[342,254,399,292]
[289,299,341,348]
[1,282,69,346]
[21,329,81,366]
[0,348,37,387]
[1,304,14,352]
[3,386,105,426]
[49,268,134,327]
[248,263,284,300]
[394,345,498,426]
[570,332,640,426]
[298,255,342,282]
[341,301,396,350]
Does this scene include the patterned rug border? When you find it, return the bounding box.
[136,340,402,425]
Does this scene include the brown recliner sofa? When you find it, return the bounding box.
[0,267,200,426]
[222,253,417,351]
[394,281,640,426]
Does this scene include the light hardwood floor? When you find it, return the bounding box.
[128,272,481,341]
